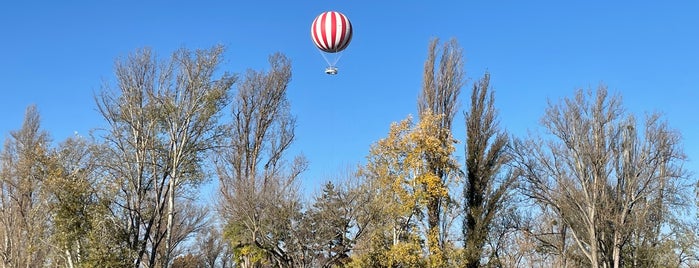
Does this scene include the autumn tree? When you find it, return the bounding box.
[358,112,460,267]
[462,72,518,268]
[352,38,472,267]
[216,53,306,268]
[513,86,692,268]
[0,105,52,268]
[417,38,464,265]
[96,45,235,267]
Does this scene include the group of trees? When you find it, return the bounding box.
[0,40,697,268]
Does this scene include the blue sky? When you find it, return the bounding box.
[1,1,697,197]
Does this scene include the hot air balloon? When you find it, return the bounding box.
[311,11,353,75]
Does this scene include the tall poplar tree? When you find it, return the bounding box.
[462,73,517,268]
[417,38,464,265]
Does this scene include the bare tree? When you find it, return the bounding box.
[159,201,209,266]
[0,105,52,268]
[417,37,464,264]
[155,46,235,268]
[462,72,518,268]
[216,53,306,268]
[513,86,690,268]
[171,253,204,268]
[96,45,234,267]
[194,224,235,268]
[418,38,463,131]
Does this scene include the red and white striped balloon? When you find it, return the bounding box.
[311,11,353,53]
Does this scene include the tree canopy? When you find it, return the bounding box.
[0,41,697,268]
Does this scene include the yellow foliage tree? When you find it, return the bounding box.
[356,112,460,267]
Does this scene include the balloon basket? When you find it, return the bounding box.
[325,66,338,75]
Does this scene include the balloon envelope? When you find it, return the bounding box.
[311,11,353,53]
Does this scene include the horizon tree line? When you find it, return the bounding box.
[0,40,696,268]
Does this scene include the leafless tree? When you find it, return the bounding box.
[194,224,235,268]
[96,45,234,267]
[159,201,209,266]
[155,46,235,268]
[418,38,463,131]
[513,86,691,268]
[0,105,52,268]
[216,53,306,268]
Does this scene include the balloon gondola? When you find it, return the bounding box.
[311,11,353,75]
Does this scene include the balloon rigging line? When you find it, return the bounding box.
[317,49,344,67]
[317,49,332,67]
[332,52,343,66]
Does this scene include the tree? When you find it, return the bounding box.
[155,46,234,268]
[306,182,353,267]
[171,253,204,268]
[513,86,691,268]
[418,38,463,131]
[462,73,517,268]
[300,172,375,268]
[0,105,52,268]
[358,112,460,267]
[417,38,464,265]
[351,38,469,267]
[216,53,306,268]
[96,45,235,267]
[193,224,235,268]
[45,134,107,268]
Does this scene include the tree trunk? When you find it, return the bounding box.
[612,231,622,268]
[65,249,74,268]
[589,206,599,268]
[164,172,176,268]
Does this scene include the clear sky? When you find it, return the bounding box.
[1,1,697,197]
